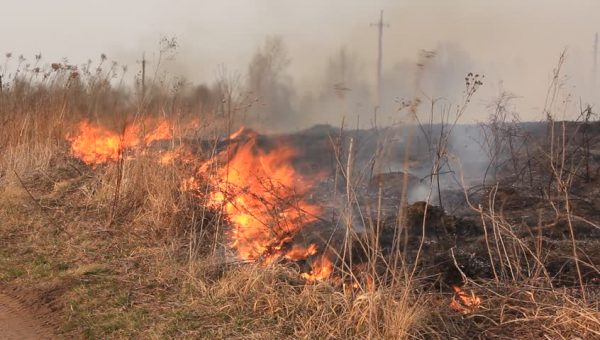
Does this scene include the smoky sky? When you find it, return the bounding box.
[2,0,600,125]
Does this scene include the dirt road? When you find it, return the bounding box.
[0,293,56,340]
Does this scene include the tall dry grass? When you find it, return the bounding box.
[0,50,598,339]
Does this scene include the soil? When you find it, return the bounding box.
[0,292,57,340]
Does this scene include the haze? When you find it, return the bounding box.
[2,0,599,126]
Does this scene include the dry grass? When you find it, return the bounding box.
[0,54,599,339]
[0,161,430,338]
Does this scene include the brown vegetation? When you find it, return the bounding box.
[0,52,599,339]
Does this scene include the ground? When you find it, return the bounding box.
[0,292,57,339]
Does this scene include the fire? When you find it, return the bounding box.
[159,146,195,165]
[144,120,172,144]
[285,244,318,260]
[67,119,174,166]
[301,253,334,281]
[67,121,136,165]
[228,126,248,140]
[67,121,335,282]
[449,285,481,315]
[207,128,333,280]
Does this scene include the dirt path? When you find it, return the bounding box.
[0,293,56,340]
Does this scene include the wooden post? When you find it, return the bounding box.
[371,10,388,109]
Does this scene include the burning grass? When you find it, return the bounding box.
[0,57,599,339]
[1,118,597,338]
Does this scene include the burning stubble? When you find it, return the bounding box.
[67,122,336,281]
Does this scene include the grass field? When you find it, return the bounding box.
[0,54,599,339]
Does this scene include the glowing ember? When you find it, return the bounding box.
[449,285,481,315]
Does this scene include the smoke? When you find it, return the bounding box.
[2,0,600,128]
[245,36,297,130]
[297,46,373,128]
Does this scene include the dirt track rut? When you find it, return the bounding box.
[0,293,56,340]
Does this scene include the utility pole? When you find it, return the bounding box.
[141,52,146,98]
[371,10,388,108]
[593,33,598,101]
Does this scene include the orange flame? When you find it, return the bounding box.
[449,285,481,315]
[301,253,334,281]
[207,128,333,280]
[159,146,195,165]
[144,120,172,144]
[68,121,335,281]
[228,126,249,140]
[67,119,174,166]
